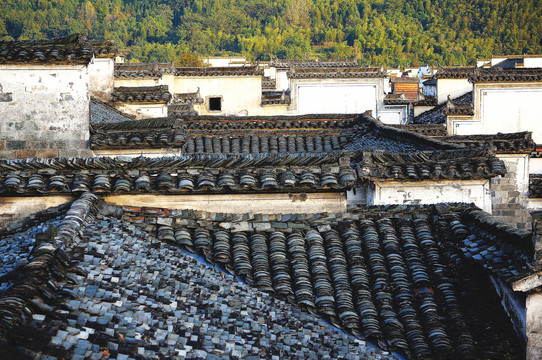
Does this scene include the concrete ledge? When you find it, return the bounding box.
[104,193,346,214]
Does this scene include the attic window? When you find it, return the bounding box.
[209,97,222,112]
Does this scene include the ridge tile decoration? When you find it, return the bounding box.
[355,148,506,181]
[0,34,94,65]
[262,76,276,90]
[383,93,410,105]
[112,203,526,359]
[0,153,357,196]
[443,97,474,116]
[88,40,117,58]
[412,96,437,107]
[112,85,172,103]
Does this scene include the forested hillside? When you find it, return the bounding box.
[1,0,541,66]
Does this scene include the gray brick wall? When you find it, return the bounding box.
[490,156,532,230]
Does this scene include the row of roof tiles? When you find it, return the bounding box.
[0,167,356,196]
[114,64,263,78]
[433,65,542,82]
[119,202,528,358]
[1,201,397,359]
[112,86,171,103]
[0,35,118,65]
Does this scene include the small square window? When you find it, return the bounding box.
[209,97,222,111]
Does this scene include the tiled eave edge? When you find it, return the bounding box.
[91,115,358,132]
[354,147,506,181]
[459,208,534,282]
[0,152,347,170]
[0,163,356,196]
[0,193,99,347]
[438,132,536,154]
[113,201,535,283]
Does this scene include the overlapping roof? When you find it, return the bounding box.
[412,92,473,125]
[0,196,528,359]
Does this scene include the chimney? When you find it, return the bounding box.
[532,211,542,265]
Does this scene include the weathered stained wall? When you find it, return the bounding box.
[0,65,91,158]
[0,196,74,230]
[89,58,114,102]
[490,155,532,229]
[371,180,491,212]
[104,193,346,214]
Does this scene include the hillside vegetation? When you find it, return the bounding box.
[1,0,541,66]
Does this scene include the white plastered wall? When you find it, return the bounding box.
[379,105,409,124]
[174,76,263,115]
[437,78,473,104]
[114,103,167,119]
[289,78,383,116]
[370,180,492,212]
[450,83,542,144]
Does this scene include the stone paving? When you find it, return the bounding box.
[15,215,396,359]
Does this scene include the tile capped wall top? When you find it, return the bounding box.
[0,34,94,65]
[271,58,360,70]
[175,65,264,77]
[112,85,171,103]
[438,131,536,154]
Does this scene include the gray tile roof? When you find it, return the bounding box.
[412,92,473,125]
[90,99,135,125]
[0,197,397,360]
[0,196,528,359]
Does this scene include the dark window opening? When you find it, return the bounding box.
[209,97,222,111]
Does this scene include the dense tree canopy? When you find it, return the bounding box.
[1,0,541,66]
